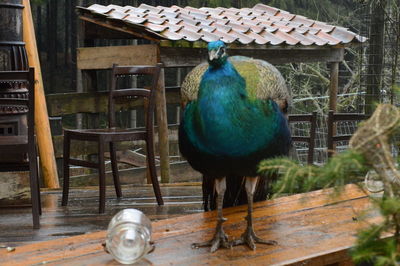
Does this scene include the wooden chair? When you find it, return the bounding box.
[288,112,317,164]
[0,68,41,229]
[62,64,164,213]
[327,111,368,157]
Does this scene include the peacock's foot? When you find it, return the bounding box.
[231,227,277,250]
[191,218,231,252]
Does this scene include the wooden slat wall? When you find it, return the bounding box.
[77,44,159,70]
[51,126,179,158]
[46,90,180,116]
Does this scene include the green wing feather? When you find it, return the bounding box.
[181,56,291,112]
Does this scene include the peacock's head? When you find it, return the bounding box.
[207,40,228,67]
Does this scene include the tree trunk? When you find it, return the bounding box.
[390,0,400,104]
[365,0,386,115]
[71,0,78,90]
[47,0,58,93]
[64,0,70,66]
[36,5,42,51]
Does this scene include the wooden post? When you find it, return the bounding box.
[329,61,339,111]
[328,61,339,154]
[156,68,170,183]
[176,68,182,123]
[22,0,59,188]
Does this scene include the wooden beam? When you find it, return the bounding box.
[84,21,135,40]
[52,125,179,158]
[79,15,161,43]
[104,150,159,167]
[77,44,159,70]
[23,0,59,188]
[46,90,180,116]
[159,47,345,66]
[155,68,170,183]
[160,46,208,67]
[47,91,108,116]
[0,171,31,206]
[159,39,353,50]
[66,161,200,187]
[53,136,137,158]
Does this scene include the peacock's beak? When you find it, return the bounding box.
[208,50,218,61]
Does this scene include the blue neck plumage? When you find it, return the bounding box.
[198,60,246,100]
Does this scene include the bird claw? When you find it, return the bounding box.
[192,227,231,252]
[231,228,277,250]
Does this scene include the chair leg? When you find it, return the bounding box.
[34,149,42,216]
[29,146,40,229]
[62,132,70,207]
[109,142,122,198]
[146,139,163,205]
[37,179,42,215]
[98,139,106,213]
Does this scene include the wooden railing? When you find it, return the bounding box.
[46,89,181,117]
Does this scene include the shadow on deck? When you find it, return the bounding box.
[0,184,203,247]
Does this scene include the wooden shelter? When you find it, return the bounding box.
[75,3,366,182]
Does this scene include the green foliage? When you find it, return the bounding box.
[185,0,363,29]
[393,85,400,101]
[186,0,234,7]
[352,196,400,265]
[31,0,48,5]
[258,149,369,196]
[266,0,359,26]
[259,157,316,195]
[352,224,399,266]
[379,197,400,216]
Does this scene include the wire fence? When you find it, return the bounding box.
[288,1,400,165]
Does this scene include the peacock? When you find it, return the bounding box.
[181,49,291,212]
[178,40,292,252]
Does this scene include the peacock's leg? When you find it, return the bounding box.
[231,176,277,250]
[192,177,231,252]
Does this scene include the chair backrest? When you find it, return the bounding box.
[108,64,162,133]
[0,68,35,140]
[288,112,317,164]
[327,111,369,157]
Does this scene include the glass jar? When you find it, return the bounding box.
[364,170,384,197]
[105,209,153,264]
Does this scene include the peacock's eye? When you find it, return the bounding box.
[219,47,226,57]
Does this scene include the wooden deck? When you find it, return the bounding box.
[0,184,203,247]
[0,184,382,266]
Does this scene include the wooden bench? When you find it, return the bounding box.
[0,184,381,265]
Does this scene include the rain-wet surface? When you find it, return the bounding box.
[0,184,380,265]
[0,184,203,247]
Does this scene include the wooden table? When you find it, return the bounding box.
[0,184,380,266]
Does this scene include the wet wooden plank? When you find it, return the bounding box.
[0,184,202,247]
[0,185,381,265]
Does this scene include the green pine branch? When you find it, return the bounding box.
[258,149,369,196]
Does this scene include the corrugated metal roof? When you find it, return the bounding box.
[77,3,366,47]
